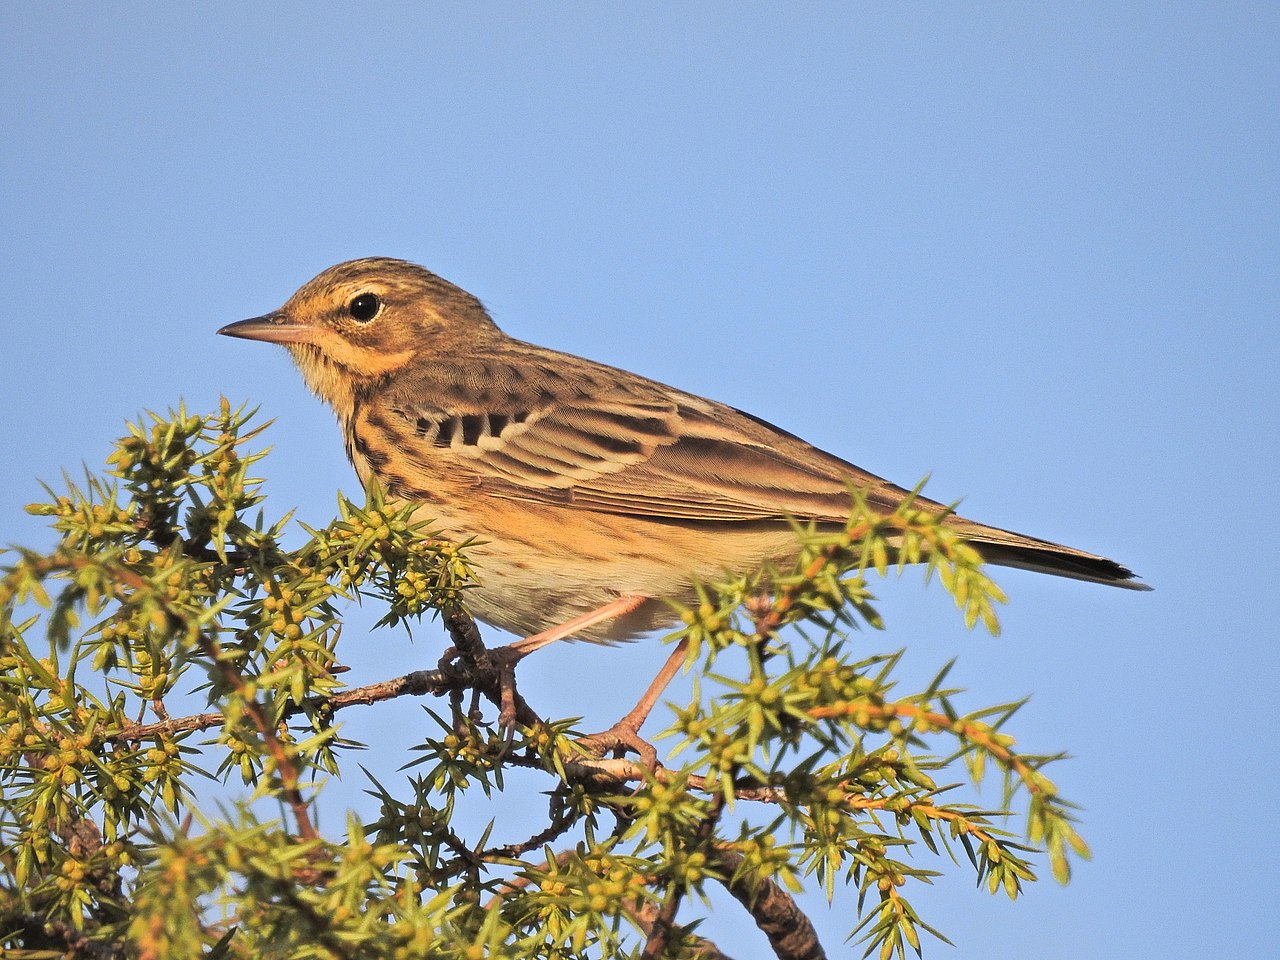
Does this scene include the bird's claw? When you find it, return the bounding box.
[491,644,527,749]
[580,720,660,772]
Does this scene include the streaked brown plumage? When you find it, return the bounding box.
[219,257,1149,643]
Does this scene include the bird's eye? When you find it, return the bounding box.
[347,293,382,322]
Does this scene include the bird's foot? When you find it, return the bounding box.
[492,644,525,736]
[577,637,693,773]
[436,640,535,745]
[579,717,659,772]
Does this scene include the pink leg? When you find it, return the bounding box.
[615,637,690,734]
[580,637,692,769]
[507,594,649,657]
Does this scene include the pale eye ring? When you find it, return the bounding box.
[348,293,382,322]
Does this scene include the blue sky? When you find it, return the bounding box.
[2,4,1276,956]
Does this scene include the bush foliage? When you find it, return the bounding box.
[0,402,1089,959]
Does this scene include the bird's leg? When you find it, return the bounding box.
[494,645,524,734]
[492,594,649,736]
[614,637,690,734]
[505,594,650,657]
[581,637,691,770]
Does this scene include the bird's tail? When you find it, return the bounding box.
[952,520,1151,591]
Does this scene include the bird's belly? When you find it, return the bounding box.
[407,497,802,643]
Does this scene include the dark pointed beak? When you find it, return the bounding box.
[217,312,316,345]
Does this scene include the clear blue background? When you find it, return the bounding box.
[2,5,1276,957]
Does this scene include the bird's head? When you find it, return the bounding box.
[218,257,500,412]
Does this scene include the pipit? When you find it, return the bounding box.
[218,258,1147,697]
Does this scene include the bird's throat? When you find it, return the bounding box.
[289,341,414,422]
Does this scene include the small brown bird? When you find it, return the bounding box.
[219,258,1148,651]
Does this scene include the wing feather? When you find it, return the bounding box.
[377,351,930,524]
